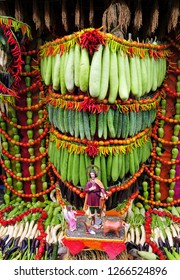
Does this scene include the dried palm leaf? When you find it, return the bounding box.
[89,0,94,27]
[168,0,179,33]
[44,0,51,31]
[32,0,41,30]
[75,0,80,29]
[15,0,24,22]
[117,0,131,33]
[133,0,142,31]
[148,0,159,35]
[62,0,68,32]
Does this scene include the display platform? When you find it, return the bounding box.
[62,215,126,259]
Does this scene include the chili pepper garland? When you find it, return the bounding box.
[50,126,152,157]
[2,24,24,89]
[0,16,32,38]
[46,86,162,114]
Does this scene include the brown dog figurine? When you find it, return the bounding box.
[103,219,125,237]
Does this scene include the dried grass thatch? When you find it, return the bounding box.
[107,1,118,32]
[102,9,108,32]
[75,0,80,29]
[133,0,143,31]
[89,0,94,27]
[117,0,131,33]
[148,0,159,35]
[15,0,24,22]
[168,0,179,33]
[62,0,68,32]
[32,0,41,31]
[44,0,51,31]
[102,0,131,35]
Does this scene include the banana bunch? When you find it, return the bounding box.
[48,139,152,188]
[47,104,157,140]
[41,42,166,103]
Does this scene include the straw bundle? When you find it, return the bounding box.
[133,0,143,31]
[117,0,131,33]
[89,0,94,27]
[32,0,41,30]
[102,9,108,32]
[102,0,131,34]
[62,0,68,32]
[168,0,179,33]
[15,0,24,22]
[44,0,51,31]
[148,0,159,35]
[75,0,80,29]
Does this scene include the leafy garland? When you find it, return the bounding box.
[0,16,32,39]
[50,126,152,157]
[46,86,162,114]
[39,28,170,59]
[2,24,24,91]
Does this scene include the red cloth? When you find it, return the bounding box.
[62,237,126,259]
[62,238,85,255]
[101,242,126,259]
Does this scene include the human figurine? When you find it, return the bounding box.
[83,169,108,227]
[67,205,77,232]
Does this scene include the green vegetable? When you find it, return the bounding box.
[118,50,129,101]
[65,47,75,92]
[163,247,176,260]
[29,165,35,176]
[52,54,61,90]
[108,50,118,103]
[89,44,103,98]
[99,44,110,100]
[79,48,90,92]
[155,192,161,200]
